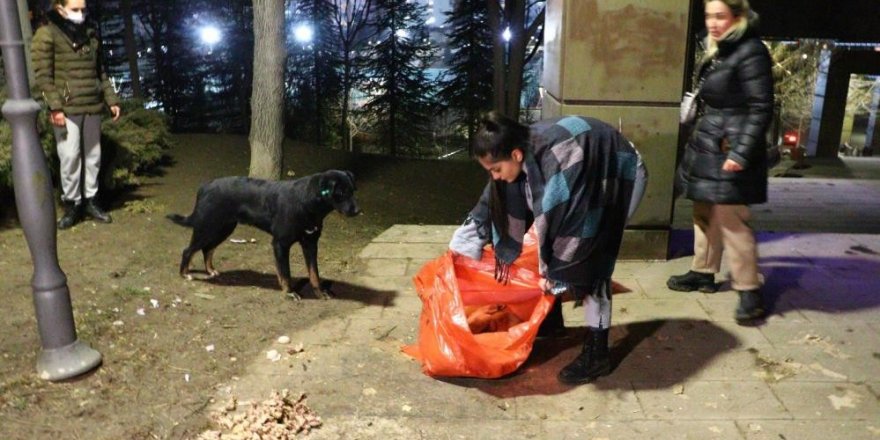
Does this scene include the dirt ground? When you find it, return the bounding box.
[0,134,486,439]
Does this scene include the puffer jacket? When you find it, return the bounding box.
[31,10,119,115]
[681,25,774,205]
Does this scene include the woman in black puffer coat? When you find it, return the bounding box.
[668,0,774,324]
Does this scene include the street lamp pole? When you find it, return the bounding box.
[0,0,102,381]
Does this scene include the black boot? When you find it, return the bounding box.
[557,327,611,385]
[667,270,717,293]
[84,197,112,223]
[735,290,765,323]
[57,201,82,230]
[537,299,566,338]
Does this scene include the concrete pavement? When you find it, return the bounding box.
[208,224,880,439]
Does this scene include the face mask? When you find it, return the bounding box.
[65,9,85,24]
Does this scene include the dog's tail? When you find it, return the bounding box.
[166,213,193,227]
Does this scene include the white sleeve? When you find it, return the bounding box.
[449,216,489,260]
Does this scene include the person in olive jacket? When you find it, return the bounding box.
[32,0,121,229]
[668,0,773,323]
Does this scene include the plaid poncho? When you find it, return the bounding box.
[468,116,639,300]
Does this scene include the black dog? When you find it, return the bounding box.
[167,170,360,300]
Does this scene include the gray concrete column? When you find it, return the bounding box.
[542,0,694,259]
[865,78,879,157]
[805,49,831,157]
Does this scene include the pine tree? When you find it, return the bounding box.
[437,0,493,154]
[362,0,437,156]
[329,0,376,153]
[286,0,342,146]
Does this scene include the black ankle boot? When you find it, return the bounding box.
[667,270,717,293]
[58,201,82,230]
[735,290,765,323]
[537,299,566,338]
[557,327,611,385]
[84,197,112,223]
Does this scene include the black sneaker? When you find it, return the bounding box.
[84,198,112,223]
[667,270,717,293]
[735,290,766,323]
[58,201,82,230]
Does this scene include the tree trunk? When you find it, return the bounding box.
[249,0,286,180]
[488,0,506,115]
[341,55,353,152]
[504,0,526,121]
[120,0,142,99]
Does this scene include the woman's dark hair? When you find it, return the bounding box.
[475,111,530,247]
[474,111,530,160]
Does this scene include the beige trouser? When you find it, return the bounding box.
[53,113,102,203]
[691,201,762,291]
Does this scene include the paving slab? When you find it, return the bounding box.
[203,226,880,438]
[633,381,789,420]
[542,420,743,440]
[736,420,880,440]
[768,382,880,420]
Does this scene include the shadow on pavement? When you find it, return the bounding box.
[442,319,738,397]
[761,255,880,317]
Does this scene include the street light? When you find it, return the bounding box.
[502,27,512,42]
[293,23,313,44]
[199,25,222,45]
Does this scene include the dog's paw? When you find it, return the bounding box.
[315,289,333,300]
[285,291,302,301]
[206,270,220,279]
[183,273,194,281]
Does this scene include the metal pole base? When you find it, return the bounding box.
[37,339,102,381]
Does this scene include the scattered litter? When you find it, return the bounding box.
[194,293,216,300]
[673,384,685,395]
[401,404,412,412]
[206,345,215,352]
[828,389,862,410]
[792,333,851,359]
[229,238,258,244]
[287,343,305,355]
[150,299,159,309]
[143,286,152,292]
[229,357,237,363]
[136,308,146,316]
[184,373,191,383]
[708,426,722,434]
[362,387,377,396]
[112,320,124,327]
[223,396,237,412]
[266,350,282,362]
[195,390,321,439]
[277,336,291,344]
[496,401,510,411]
[748,423,762,432]
[808,362,847,380]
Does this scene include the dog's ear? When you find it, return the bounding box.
[344,170,356,190]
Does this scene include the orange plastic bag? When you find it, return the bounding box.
[402,235,554,379]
